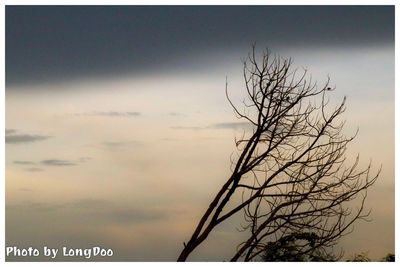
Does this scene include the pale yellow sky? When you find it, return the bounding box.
[5,47,394,261]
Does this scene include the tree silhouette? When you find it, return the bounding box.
[261,232,338,261]
[177,46,379,261]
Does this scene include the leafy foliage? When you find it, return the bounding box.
[262,232,337,261]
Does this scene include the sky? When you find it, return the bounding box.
[5,5,394,261]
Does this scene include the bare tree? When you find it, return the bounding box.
[177,46,379,262]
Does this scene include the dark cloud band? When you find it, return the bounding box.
[6,6,394,86]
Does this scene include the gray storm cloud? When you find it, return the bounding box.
[6,6,394,86]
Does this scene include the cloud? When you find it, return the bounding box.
[7,201,66,212]
[7,6,393,87]
[170,126,204,130]
[159,137,178,142]
[25,167,44,172]
[40,159,77,166]
[168,112,184,116]
[67,198,165,224]
[102,141,142,149]
[13,160,35,165]
[76,111,141,117]
[7,198,166,224]
[6,134,51,144]
[8,199,107,213]
[6,129,51,144]
[107,209,165,224]
[19,188,33,192]
[70,198,112,209]
[12,157,90,168]
[78,157,91,162]
[210,122,253,130]
[5,129,17,134]
[171,121,253,131]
